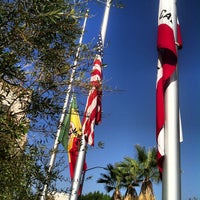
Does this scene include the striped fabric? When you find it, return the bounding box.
[82,34,103,146]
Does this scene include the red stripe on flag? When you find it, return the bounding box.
[82,55,102,146]
[156,0,182,174]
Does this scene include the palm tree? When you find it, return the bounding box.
[134,145,160,200]
[123,185,138,200]
[115,157,141,200]
[97,164,123,200]
[97,146,160,200]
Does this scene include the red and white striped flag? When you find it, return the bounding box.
[156,0,182,174]
[82,34,103,146]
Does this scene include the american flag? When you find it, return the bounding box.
[82,34,103,146]
[156,0,182,174]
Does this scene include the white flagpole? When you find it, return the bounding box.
[101,0,112,47]
[162,0,181,199]
[69,1,112,200]
[40,10,89,200]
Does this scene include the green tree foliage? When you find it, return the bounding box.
[134,145,160,183]
[80,191,111,200]
[97,164,122,193]
[0,0,90,198]
[97,146,160,200]
[0,0,82,75]
[0,0,123,198]
[97,164,123,200]
[134,145,160,199]
[115,157,139,200]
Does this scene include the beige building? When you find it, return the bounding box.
[49,192,70,200]
[0,80,31,121]
[0,79,31,149]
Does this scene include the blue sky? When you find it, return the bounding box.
[57,0,200,199]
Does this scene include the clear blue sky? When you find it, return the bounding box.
[58,0,200,199]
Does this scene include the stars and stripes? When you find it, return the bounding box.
[82,34,103,146]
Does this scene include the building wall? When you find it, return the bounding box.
[50,192,69,200]
[0,80,31,121]
[0,80,31,149]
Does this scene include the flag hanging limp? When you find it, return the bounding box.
[58,108,71,152]
[156,0,183,174]
[58,95,87,179]
[82,34,103,146]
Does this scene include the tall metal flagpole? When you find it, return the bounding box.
[162,0,181,199]
[100,0,112,46]
[69,1,112,200]
[40,10,89,200]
